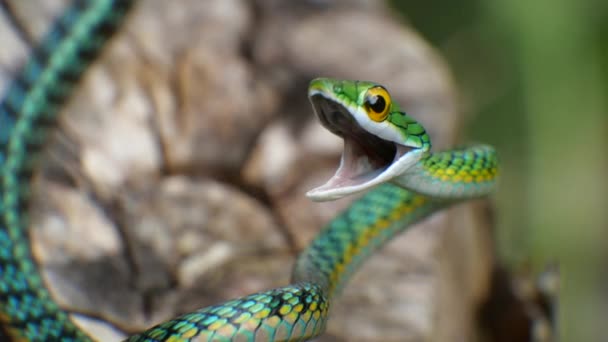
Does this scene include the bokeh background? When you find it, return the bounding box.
[391,0,608,340]
[0,0,606,341]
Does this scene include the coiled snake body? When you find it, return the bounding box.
[0,1,498,341]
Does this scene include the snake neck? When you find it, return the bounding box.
[392,144,498,200]
[292,184,445,299]
[291,146,497,299]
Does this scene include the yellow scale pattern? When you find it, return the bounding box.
[326,195,429,295]
[422,147,498,184]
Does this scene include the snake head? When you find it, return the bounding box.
[306,78,431,201]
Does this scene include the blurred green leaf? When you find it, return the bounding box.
[391,0,608,340]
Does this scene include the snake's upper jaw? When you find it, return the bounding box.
[306,94,424,202]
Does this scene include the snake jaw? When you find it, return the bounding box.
[306,94,424,202]
[306,141,418,202]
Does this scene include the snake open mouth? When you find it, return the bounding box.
[307,94,414,201]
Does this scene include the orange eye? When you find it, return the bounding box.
[364,86,391,122]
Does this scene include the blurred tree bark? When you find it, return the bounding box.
[0,1,500,341]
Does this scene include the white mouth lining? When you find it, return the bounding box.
[306,140,423,202]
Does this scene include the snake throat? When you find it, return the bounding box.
[306,93,415,201]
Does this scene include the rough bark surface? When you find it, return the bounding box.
[0,1,495,341]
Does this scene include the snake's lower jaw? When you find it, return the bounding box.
[306,141,422,202]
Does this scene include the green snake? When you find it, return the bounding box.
[0,1,498,341]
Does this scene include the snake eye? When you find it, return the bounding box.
[364,86,391,122]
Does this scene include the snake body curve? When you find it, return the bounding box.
[0,1,498,341]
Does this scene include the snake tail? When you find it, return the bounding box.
[0,0,134,340]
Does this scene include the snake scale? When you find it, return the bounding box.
[0,1,498,341]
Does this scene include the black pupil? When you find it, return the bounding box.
[367,95,386,113]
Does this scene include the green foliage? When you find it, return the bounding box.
[390,0,608,340]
